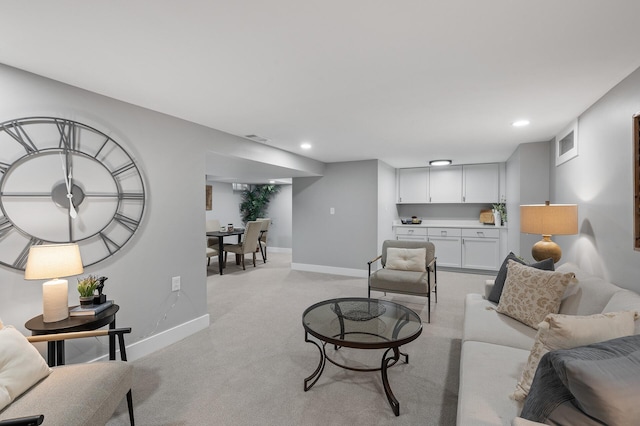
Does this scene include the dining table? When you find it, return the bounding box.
[206,228,245,275]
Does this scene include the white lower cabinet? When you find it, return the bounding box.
[461,228,500,270]
[395,227,427,241]
[428,228,461,268]
[394,226,502,271]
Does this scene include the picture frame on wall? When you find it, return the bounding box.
[555,120,579,166]
[206,185,212,210]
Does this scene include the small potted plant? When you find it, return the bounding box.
[77,275,98,306]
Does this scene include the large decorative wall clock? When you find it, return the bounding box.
[0,117,146,271]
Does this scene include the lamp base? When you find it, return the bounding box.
[42,278,69,323]
[531,235,562,263]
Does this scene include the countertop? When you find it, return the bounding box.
[393,220,507,229]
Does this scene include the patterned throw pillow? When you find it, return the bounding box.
[487,252,555,303]
[513,311,637,401]
[496,260,574,329]
[385,247,426,272]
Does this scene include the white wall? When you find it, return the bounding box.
[551,65,640,291]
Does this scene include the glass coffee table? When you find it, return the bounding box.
[302,297,423,416]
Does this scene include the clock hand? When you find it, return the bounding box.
[60,153,78,219]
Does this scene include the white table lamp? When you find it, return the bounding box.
[24,243,84,323]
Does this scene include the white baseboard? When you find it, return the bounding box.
[291,263,367,278]
[90,314,210,363]
[269,247,292,254]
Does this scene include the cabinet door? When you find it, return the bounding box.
[461,237,500,270]
[462,163,499,203]
[397,168,429,203]
[428,236,461,267]
[429,166,462,203]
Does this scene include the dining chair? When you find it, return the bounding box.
[206,219,221,248]
[223,221,263,270]
[206,247,218,266]
[256,218,271,262]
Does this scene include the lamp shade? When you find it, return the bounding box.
[25,243,84,280]
[520,203,578,236]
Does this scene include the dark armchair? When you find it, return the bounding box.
[367,240,437,322]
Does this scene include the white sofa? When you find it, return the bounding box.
[456,262,640,425]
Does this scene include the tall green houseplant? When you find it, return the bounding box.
[239,184,280,224]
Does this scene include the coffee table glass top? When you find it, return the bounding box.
[302,297,422,349]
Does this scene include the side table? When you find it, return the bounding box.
[25,304,119,367]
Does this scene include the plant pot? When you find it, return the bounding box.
[79,296,94,306]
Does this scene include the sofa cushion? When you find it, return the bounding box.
[0,325,52,411]
[385,247,426,272]
[556,262,621,316]
[0,361,132,425]
[488,252,555,304]
[457,341,530,426]
[497,261,574,329]
[512,311,636,401]
[462,294,537,350]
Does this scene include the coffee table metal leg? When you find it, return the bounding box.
[304,332,326,391]
[381,347,401,416]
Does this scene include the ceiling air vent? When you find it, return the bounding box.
[244,134,270,143]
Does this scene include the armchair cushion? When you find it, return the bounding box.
[385,247,426,272]
[0,326,51,411]
[369,269,429,296]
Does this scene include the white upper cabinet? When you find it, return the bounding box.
[462,163,500,203]
[397,168,429,203]
[429,166,462,203]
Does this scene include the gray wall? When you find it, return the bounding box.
[0,64,316,362]
[377,161,397,249]
[205,181,243,228]
[505,141,552,261]
[265,185,293,250]
[292,160,379,271]
[551,65,640,291]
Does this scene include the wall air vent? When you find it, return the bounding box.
[232,183,249,191]
[244,134,270,143]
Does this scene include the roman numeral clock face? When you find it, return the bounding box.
[0,117,146,271]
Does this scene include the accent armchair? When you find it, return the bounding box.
[367,240,437,322]
[0,327,134,425]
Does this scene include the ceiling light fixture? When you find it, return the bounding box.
[300,142,312,150]
[512,120,530,127]
[429,159,452,166]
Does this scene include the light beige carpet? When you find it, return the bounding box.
[107,252,489,426]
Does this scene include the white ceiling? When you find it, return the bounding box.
[2,0,640,172]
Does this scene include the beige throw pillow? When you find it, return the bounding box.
[0,325,52,410]
[512,310,638,401]
[496,260,575,329]
[385,247,426,272]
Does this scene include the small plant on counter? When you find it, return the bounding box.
[492,197,507,225]
[77,275,99,297]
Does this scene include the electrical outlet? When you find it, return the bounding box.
[171,276,181,292]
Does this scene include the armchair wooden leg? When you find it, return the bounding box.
[241,255,245,270]
[252,252,256,267]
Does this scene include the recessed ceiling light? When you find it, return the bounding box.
[429,159,452,166]
[512,120,530,127]
[300,142,312,150]
[269,180,275,184]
